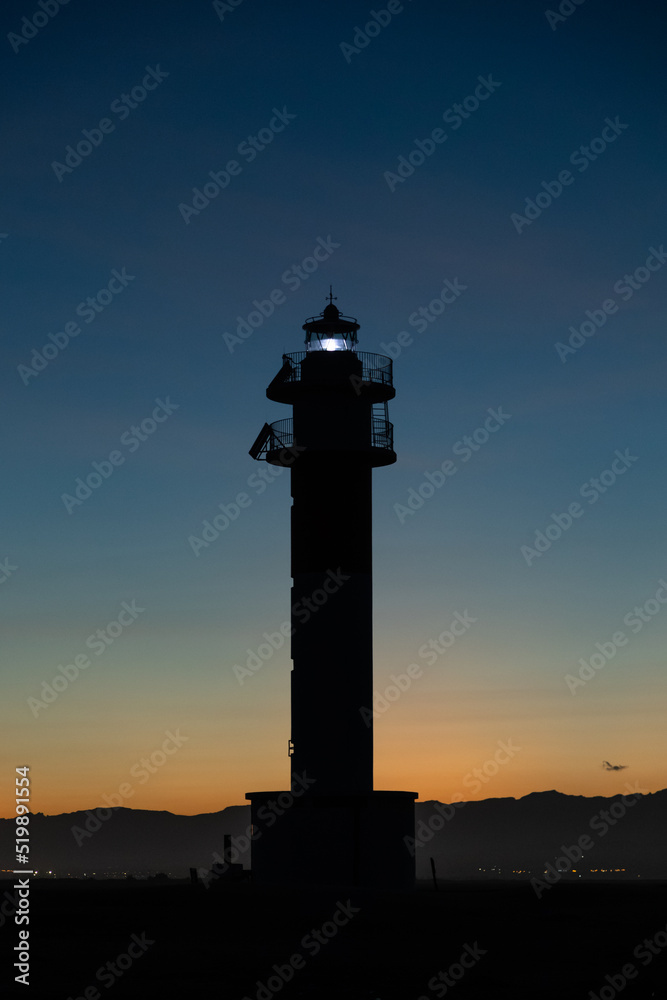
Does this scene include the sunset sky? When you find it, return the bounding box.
[3,0,666,817]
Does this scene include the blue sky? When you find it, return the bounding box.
[2,0,666,814]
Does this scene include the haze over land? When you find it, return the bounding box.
[2,789,664,880]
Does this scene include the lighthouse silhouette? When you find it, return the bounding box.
[246,292,418,887]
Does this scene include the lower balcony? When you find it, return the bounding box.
[249,416,395,467]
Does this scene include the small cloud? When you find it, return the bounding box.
[602,760,628,771]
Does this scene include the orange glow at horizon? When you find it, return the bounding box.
[6,716,664,818]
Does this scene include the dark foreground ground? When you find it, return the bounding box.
[3,878,666,998]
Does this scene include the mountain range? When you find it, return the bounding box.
[2,788,665,880]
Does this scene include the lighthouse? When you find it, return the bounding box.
[246,293,417,887]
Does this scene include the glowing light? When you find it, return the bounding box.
[321,338,344,351]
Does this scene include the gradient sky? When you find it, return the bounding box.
[3,0,666,817]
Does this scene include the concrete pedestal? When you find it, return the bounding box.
[245,789,418,889]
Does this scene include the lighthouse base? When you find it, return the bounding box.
[245,789,418,889]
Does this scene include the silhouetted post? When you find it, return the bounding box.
[223,834,232,866]
[430,856,438,891]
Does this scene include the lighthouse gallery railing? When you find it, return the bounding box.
[279,351,393,388]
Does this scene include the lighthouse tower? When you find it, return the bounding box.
[246,293,417,887]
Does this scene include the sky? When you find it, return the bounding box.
[2,0,666,817]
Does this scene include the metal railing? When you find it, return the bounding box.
[266,418,293,450]
[251,418,294,460]
[278,351,393,387]
[257,416,393,457]
[372,417,394,451]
